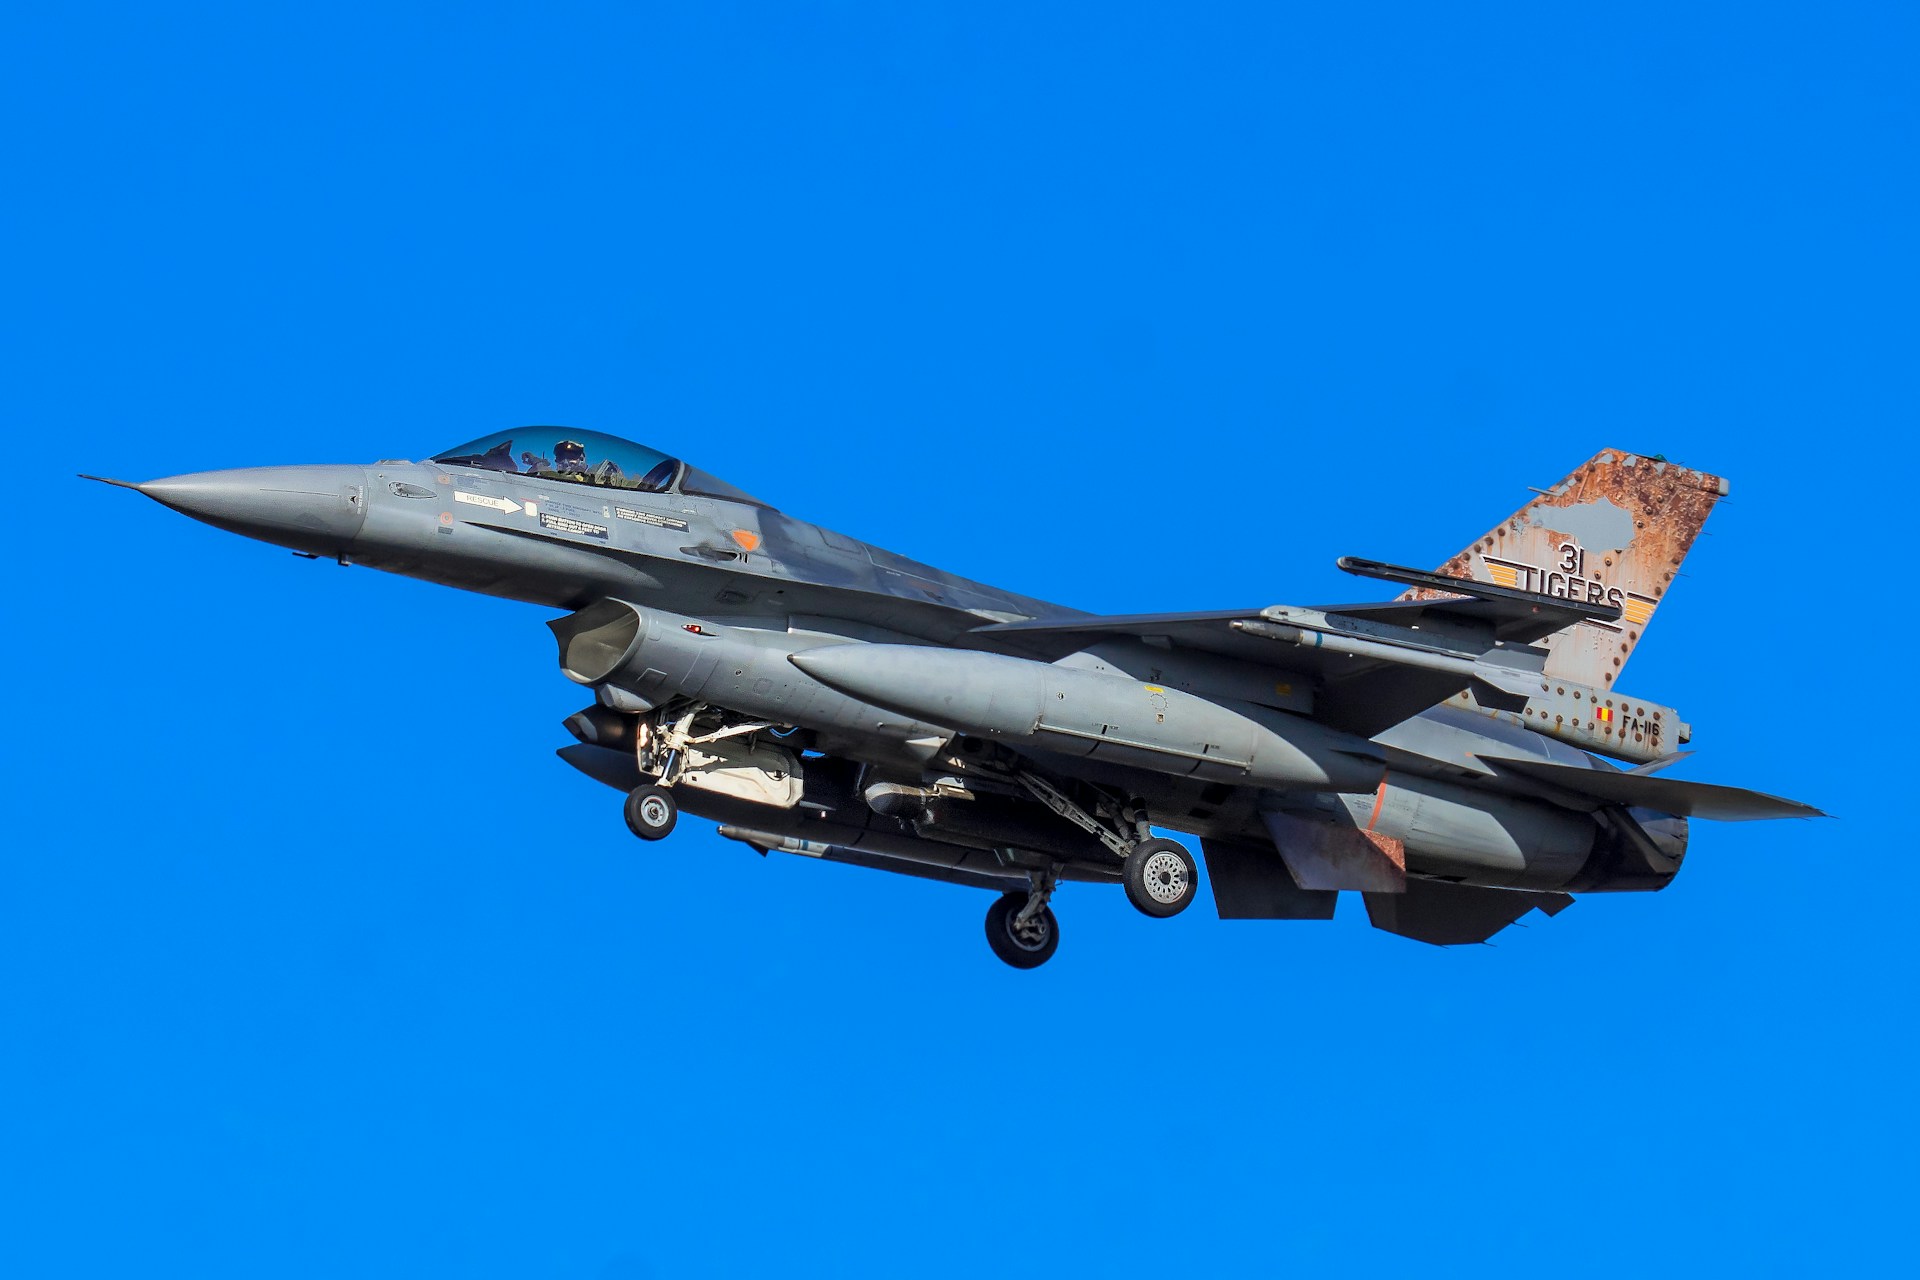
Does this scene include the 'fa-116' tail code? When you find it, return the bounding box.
[1403,449,1728,690]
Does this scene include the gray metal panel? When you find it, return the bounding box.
[1363,881,1573,946]
[970,610,1476,737]
[1199,838,1338,920]
[1260,810,1404,893]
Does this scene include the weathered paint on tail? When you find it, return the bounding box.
[1404,450,1728,689]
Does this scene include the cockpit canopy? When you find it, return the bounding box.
[433,427,766,506]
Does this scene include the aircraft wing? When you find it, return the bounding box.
[976,555,1612,657]
[972,611,1461,736]
[973,607,1293,664]
[1315,556,1622,643]
[1304,594,1603,647]
[971,597,1594,663]
[970,558,1600,736]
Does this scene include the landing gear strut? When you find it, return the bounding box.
[1015,770,1200,921]
[624,784,678,840]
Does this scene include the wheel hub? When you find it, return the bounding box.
[1008,911,1051,949]
[1140,850,1189,904]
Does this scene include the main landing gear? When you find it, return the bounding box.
[1124,838,1198,918]
[983,833,1198,970]
[1014,770,1201,923]
[985,872,1059,970]
[980,788,1203,970]
[624,784,678,841]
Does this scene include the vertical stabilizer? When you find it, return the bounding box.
[1405,450,1728,690]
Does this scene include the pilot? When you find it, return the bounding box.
[553,439,590,476]
[585,458,626,485]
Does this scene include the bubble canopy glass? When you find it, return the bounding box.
[433,427,764,504]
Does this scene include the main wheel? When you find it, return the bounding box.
[623,784,678,841]
[1124,837,1198,918]
[984,892,1059,969]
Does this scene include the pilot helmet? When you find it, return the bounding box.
[554,439,587,466]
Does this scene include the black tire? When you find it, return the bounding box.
[984,892,1059,969]
[1124,837,1198,918]
[623,784,678,841]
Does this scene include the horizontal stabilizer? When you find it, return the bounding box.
[1364,880,1573,946]
[1478,755,1827,821]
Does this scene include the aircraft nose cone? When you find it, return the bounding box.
[137,465,369,552]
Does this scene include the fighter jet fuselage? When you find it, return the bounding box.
[89,430,1821,965]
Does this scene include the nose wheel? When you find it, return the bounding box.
[624,784,678,840]
[1124,838,1198,918]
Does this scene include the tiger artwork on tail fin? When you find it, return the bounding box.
[1404,449,1728,690]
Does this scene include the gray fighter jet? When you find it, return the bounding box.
[86,432,1822,967]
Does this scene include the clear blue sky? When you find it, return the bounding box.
[5,3,1914,1276]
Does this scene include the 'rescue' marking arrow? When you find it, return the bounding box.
[454,491,522,515]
